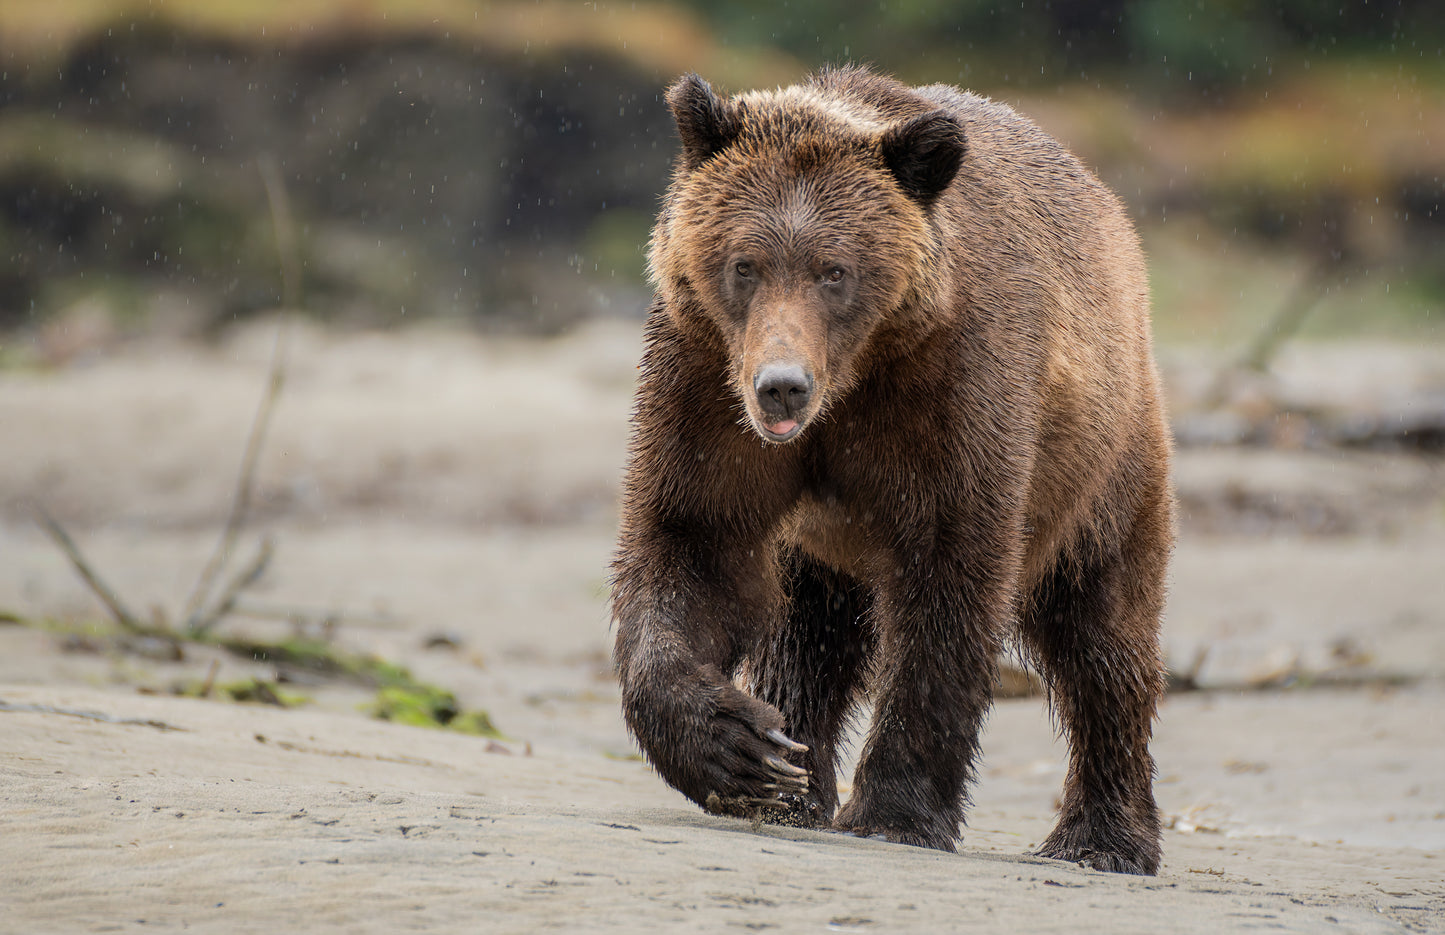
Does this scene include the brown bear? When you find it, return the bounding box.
[611,65,1173,876]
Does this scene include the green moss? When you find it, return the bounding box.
[7,612,506,737]
[172,675,310,707]
[217,636,416,688]
[219,677,311,707]
[365,684,504,737]
[448,708,505,738]
[367,683,456,727]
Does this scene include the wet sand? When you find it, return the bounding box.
[1,320,1441,932]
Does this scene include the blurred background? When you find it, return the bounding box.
[1,0,1444,859]
[1,0,1441,343]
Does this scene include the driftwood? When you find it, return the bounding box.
[1202,258,1343,410]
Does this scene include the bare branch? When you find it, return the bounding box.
[29,501,143,633]
[181,155,298,633]
[190,537,275,638]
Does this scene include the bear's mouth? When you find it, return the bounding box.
[760,417,802,443]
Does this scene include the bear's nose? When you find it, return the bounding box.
[754,363,813,421]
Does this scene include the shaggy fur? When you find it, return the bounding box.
[611,66,1174,875]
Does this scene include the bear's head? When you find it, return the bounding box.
[649,72,966,444]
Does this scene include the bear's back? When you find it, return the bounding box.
[803,71,1162,567]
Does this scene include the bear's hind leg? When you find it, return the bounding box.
[1021,496,1170,875]
[747,554,875,827]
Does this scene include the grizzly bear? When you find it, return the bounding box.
[611,65,1173,876]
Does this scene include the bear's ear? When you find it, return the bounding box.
[666,73,741,171]
[880,111,967,206]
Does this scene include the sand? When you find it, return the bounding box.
[1,319,1441,932]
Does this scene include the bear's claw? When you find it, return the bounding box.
[765,754,808,779]
[763,728,809,753]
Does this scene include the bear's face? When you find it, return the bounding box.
[651,75,966,445]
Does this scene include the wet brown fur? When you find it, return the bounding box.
[611,66,1174,875]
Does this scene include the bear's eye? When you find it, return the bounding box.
[734,261,753,279]
[823,267,846,284]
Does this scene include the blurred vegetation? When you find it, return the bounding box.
[8,607,507,732]
[0,0,1440,344]
[677,0,1444,98]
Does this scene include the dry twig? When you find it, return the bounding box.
[180,155,297,633]
[29,501,143,633]
[190,538,275,638]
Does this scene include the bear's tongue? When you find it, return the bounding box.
[767,419,798,436]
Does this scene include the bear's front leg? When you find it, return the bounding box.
[833,559,1008,851]
[747,554,877,829]
[612,531,812,816]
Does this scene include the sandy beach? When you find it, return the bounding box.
[2,319,1442,932]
